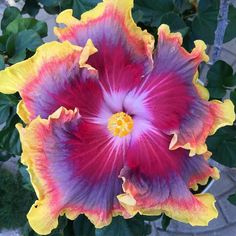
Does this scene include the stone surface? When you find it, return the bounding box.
[218,48,236,69]
[218,199,236,224]
[196,223,236,236]
[154,203,228,234]
[226,168,236,182]
[207,171,235,198]
[36,9,57,42]
[0,229,21,236]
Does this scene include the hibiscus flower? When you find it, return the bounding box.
[0,0,234,235]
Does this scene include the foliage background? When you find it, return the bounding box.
[0,0,236,235]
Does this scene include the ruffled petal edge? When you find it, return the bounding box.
[17,107,130,234]
[0,39,97,124]
[190,167,220,191]
[118,192,218,226]
[54,0,154,61]
[169,99,235,156]
[168,69,235,156]
[0,41,81,94]
[157,24,209,64]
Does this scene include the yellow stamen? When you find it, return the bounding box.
[107,112,134,137]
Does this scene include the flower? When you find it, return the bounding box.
[0,0,235,234]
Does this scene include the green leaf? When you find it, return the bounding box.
[22,222,38,236]
[95,215,151,236]
[95,217,132,236]
[6,34,16,58]
[39,0,73,15]
[182,31,198,52]
[0,169,35,229]
[230,90,236,113]
[0,93,11,124]
[0,113,21,156]
[161,214,171,231]
[0,55,5,70]
[22,0,41,17]
[0,149,12,162]
[6,34,27,63]
[173,0,192,14]
[19,165,34,192]
[63,220,75,236]
[126,215,152,236]
[0,93,18,124]
[58,0,74,11]
[132,10,144,23]
[206,60,234,99]
[192,0,236,44]
[8,51,27,64]
[73,215,95,236]
[39,0,98,17]
[228,193,236,205]
[217,61,235,88]
[6,18,48,38]
[50,217,69,236]
[6,30,44,64]
[22,217,69,236]
[224,74,236,88]
[133,0,174,27]
[14,30,44,52]
[1,6,21,32]
[160,12,189,37]
[72,0,100,18]
[0,35,9,52]
[39,0,59,7]
[192,0,218,44]
[207,126,236,167]
[139,215,161,221]
[42,5,61,15]
[224,4,236,43]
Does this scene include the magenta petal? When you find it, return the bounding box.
[128,25,234,156]
[55,0,154,93]
[118,128,218,225]
[0,40,106,123]
[21,48,104,121]
[17,108,130,234]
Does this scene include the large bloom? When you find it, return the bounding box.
[0,0,235,234]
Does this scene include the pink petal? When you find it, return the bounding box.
[131,25,235,156]
[17,107,130,235]
[118,127,219,226]
[54,0,154,93]
[0,40,104,123]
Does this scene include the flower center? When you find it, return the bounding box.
[107,112,134,137]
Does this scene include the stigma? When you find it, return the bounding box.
[107,112,134,137]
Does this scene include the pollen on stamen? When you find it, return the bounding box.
[107,112,134,137]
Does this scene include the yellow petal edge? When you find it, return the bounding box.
[159,25,235,156]
[54,0,154,59]
[118,192,218,226]
[0,39,97,124]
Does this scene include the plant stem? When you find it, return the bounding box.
[210,0,231,65]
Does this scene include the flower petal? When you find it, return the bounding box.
[17,107,129,235]
[118,128,218,226]
[0,40,104,123]
[54,0,154,92]
[169,99,235,156]
[134,24,235,156]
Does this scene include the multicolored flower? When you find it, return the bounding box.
[0,0,235,235]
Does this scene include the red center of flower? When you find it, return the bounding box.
[107,112,134,137]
